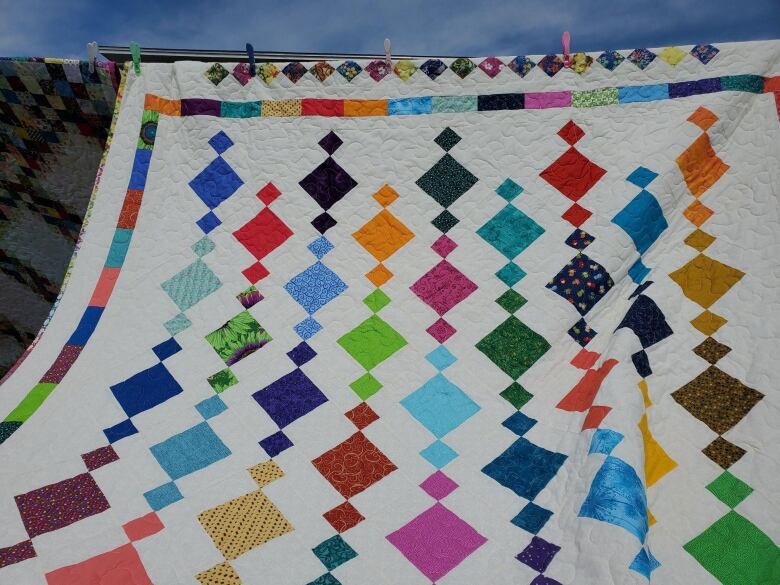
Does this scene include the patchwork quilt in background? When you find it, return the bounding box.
[0,57,119,377]
[0,40,779,584]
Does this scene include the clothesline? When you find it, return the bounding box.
[98,45,453,63]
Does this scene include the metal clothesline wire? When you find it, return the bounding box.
[98,45,462,63]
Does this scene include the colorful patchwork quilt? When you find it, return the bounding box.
[0,58,119,378]
[1,40,779,584]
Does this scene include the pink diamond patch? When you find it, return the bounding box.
[479,57,504,78]
[420,471,458,500]
[426,318,456,343]
[431,234,458,258]
[410,260,477,316]
[387,502,486,582]
[232,63,252,86]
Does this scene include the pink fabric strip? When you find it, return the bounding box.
[525,91,572,109]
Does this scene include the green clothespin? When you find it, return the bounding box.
[129,42,141,76]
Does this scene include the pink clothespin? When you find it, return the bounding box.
[562,31,571,68]
[384,38,392,67]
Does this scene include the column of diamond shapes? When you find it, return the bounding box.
[195,461,293,584]
[669,108,777,583]
[253,132,354,458]
[406,128,480,468]
[312,404,396,535]
[476,179,550,411]
[203,182,293,395]
[189,130,244,234]
[540,121,613,346]
[338,184,412,399]
[612,168,668,284]
[573,286,676,580]
[161,130,250,337]
[669,108,760,469]
[578,429,661,580]
[310,185,407,538]
[473,180,567,575]
[387,128,487,583]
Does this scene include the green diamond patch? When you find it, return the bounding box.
[500,382,534,409]
[208,368,239,394]
[684,511,780,585]
[363,289,391,313]
[706,471,753,508]
[496,289,527,313]
[338,314,407,371]
[416,154,478,208]
[476,316,550,379]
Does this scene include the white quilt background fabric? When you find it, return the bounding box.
[0,40,779,585]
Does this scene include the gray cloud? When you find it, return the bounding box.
[0,0,778,58]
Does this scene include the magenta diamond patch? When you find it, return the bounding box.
[431,234,458,258]
[232,63,252,86]
[479,57,504,78]
[426,318,457,343]
[387,502,486,581]
[420,470,458,500]
[410,260,477,316]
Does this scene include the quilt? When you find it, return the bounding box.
[0,57,119,378]
[0,40,779,585]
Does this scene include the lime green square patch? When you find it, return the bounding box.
[337,314,406,371]
[205,311,272,365]
[350,373,383,400]
[363,289,391,313]
[572,87,619,108]
[137,109,159,149]
[207,368,239,394]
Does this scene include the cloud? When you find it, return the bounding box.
[0,0,778,58]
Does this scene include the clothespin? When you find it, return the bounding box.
[384,38,392,67]
[129,41,141,76]
[562,31,571,68]
[246,43,256,76]
[87,41,98,73]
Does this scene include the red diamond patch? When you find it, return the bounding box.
[561,203,592,227]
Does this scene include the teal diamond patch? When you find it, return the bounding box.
[478,205,544,260]
[496,262,527,286]
[496,179,523,201]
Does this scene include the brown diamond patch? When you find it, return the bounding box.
[672,366,763,435]
[693,337,731,364]
[702,436,746,469]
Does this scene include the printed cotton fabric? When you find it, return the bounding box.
[1,40,779,585]
[0,58,118,377]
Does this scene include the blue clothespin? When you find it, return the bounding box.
[129,41,141,76]
[246,43,256,76]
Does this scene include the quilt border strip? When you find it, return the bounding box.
[153,74,780,117]
[1,72,779,446]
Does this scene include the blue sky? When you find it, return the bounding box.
[1,0,778,58]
